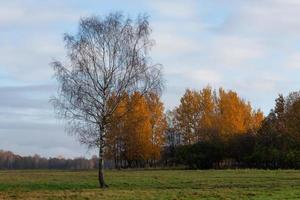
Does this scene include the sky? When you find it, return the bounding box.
[1,0,300,158]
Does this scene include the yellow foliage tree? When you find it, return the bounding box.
[216,88,264,139]
[146,93,167,161]
[175,86,264,143]
[198,86,217,140]
[123,92,152,163]
[217,88,249,137]
[106,92,167,167]
[105,93,128,166]
[174,89,202,144]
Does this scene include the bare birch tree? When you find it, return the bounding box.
[51,12,163,188]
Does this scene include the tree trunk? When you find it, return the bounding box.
[98,147,108,188]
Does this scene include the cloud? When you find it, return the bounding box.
[209,36,266,68]
[153,33,202,57]
[219,0,300,38]
[189,69,221,83]
[168,67,221,85]
[0,34,66,83]
[0,1,81,28]
[0,84,56,109]
[0,84,89,158]
[285,53,300,69]
[0,130,87,158]
[149,0,198,19]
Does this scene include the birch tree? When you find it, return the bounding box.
[51,13,163,188]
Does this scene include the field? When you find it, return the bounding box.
[0,170,299,200]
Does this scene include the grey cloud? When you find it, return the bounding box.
[0,121,60,132]
[0,131,88,158]
[0,84,56,109]
[0,0,83,28]
[0,83,90,158]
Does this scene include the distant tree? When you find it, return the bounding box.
[106,92,166,167]
[0,150,100,170]
[217,88,251,138]
[175,140,224,169]
[227,132,256,166]
[253,111,284,168]
[146,93,167,163]
[165,110,181,147]
[252,92,300,168]
[51,13,163,187]
[174,89,203,144]
[122,92,152,166]
[249,109,264,133]
[174,87,263,143]
[105,94,128,169]
[285,92,300,143]
[162,110,181,166]
[274,94,286,133]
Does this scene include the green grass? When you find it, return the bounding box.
[0,169,299,199]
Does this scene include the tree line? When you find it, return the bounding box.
[1,87,300,170]
[0,150,98,170]
[102,86,300,169]
[164,87,300,169]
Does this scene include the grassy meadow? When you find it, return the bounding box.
[0,169,299,200]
